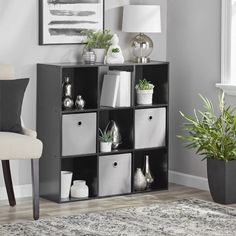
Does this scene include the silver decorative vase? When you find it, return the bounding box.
[107,120,122,149]
[134,168,147,191]
[75,95,85,109]
[82,50,96,64]
[62,77,74,109]
[144,155,154,189]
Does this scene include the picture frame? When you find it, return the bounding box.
[39,0,104,45]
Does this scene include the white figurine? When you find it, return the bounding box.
[106,34,125,64]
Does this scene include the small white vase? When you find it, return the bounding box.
[100,142,112,152]
[71,180,89,198]
[93,48,107,63]
[134,168,147,191]
[61,171,73,199]
[136,89,153,105]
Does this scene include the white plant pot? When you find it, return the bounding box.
[61,171,73,199]
[100,142,112,152]
[70,180,89,198]
[136,89,153,105]
[93,48,107,63]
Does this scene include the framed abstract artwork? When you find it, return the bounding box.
[39,0,104,45]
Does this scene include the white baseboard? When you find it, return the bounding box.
[0,184,32,201]
[169,171,209,191]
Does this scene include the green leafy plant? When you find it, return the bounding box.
[99,125,113,143]
[85,29,113,49]
[112,48,120,53]
[177,93,236,161]
[135,79,154,90]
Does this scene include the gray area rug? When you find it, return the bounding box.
[1,199,236,236]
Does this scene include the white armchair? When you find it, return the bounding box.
[0,65,43,220]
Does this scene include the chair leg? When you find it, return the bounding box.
[31,159,39,220]
[2,160,16,207]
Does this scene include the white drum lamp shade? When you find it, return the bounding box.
[122,5,161,63]
[122,5,161,33]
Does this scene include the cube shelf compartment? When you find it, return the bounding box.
[133,149,168,192]
[37,61,169,203]
[99,109,134,151]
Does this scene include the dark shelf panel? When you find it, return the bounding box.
[59,147,167,158]
[132,187,168,194]
[62,108,98,114]
[99,149,133,156]
[134,104,168,109]
[59,196,97,203]
[134,146,168,152]
[38,61,169,69]
[60,153,98,159]
[99,106,133,111]
[59,187,169,203]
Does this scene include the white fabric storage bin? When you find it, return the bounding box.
[98,153,131,197]
[62,113,96,156]
[135,108,166,149]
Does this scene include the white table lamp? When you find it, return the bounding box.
[122,5,161,63]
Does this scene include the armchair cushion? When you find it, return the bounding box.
[0,132,42,160]
[0,78,29,134]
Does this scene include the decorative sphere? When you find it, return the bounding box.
[131,33,153,62]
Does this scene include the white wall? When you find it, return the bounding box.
[167,0,223,184]
[0,0,167,198]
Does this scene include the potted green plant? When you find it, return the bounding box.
[177,93,236,204]
[85,29,113,63]
[135,79,155,105]
[111,48,120,58]
[99,125,113,152]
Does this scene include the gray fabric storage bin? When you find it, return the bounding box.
[98,153,131,197]
[135,108,166,149]
[62,113,96,156]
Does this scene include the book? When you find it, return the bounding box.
[100,74,120,107]
[107,71,131,107]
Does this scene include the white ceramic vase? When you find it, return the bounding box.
[93,48,107,63]
[70,180,89,198]
[61,171,73,199]
[134,168,147,191]
[136,89,153,105]
[100,142,112,152]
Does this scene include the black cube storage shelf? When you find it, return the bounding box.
[37,61,169,203]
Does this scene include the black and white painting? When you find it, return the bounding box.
[39,0,104,45]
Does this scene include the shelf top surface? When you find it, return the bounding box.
[38,60,169,68]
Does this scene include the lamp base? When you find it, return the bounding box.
[131,33,153,64]
[135,57,151,63]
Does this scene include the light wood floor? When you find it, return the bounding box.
[0,184,235,224]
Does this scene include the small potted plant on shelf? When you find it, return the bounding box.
[177,93,236,204]
[135,79,155,105]
[111,48,120,58]
[85,29,113,63]
[99,125,113,152]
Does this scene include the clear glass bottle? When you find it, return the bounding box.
[144,155,154,189]
[62,77,74,109]
[75,95,85,109]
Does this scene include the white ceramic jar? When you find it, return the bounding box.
[134,168,147,191]
[70,180,89,198]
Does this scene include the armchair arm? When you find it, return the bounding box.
[22,126,37,138]
[21,118,37,138]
